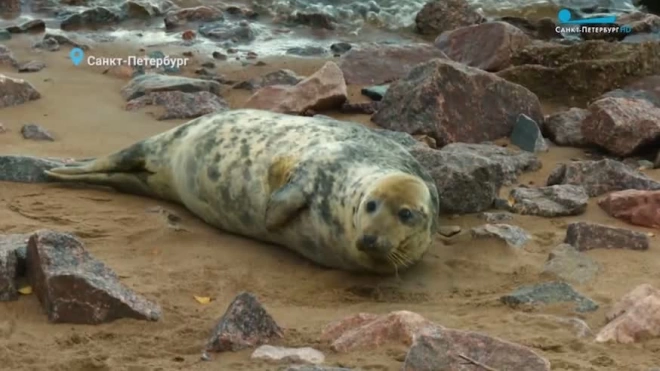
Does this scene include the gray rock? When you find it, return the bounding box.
[479,212,513,222]
[338,43,449,85]
[0,45,17,68]
[0,234,27,301]
[0,156,67,183]
[438,225,461,237]
[542,108,588,146]
[598,75,660,108]
[123,0,176,17]
[235,69,302,91]
[286,46,327,56]
[508,184,588,217]
[60,7,123,31]
[511,113,548,152]
[543,244,599,284]
[373,128,540,213]
[0,234,30,300]
[198,21,255,44]
[41,33,89,50]
[120,74,223,101]
[206,292,283,352]
[547,159,660,197]
[372,58,543,147]
[6,19,45,33]
[0,74,40,108]
[501,281,599,313]
[409,143,541,213]
[27,230,162,324]
[32,37,60,51]
[564,222,650,251]
[125,91,228,120]
[402,324,551,371]
[471,223,531,248]
[497,41,660,105]
[21,123,54,141]
[361,84,389,101]
[17,60,45,73]
[330,42,351,55]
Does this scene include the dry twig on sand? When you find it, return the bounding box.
[457,353,500,371]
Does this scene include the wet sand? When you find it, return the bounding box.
[1,33,660,371]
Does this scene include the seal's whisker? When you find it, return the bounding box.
[390,250,413,268]
[385,253,401,269]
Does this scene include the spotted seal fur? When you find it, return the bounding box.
[45,109,440,274]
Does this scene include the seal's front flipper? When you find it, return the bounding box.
[264,155,309,231]
[265,183,308,231]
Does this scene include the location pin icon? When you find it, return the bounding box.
[70,47,84,66]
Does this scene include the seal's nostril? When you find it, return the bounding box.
[361,235,377,247]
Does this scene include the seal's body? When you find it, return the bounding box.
[46,109,440,274]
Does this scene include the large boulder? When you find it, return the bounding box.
[338,43,448,85]
[372,58,543,147]
[414,0,484,36]
[581,97,660,157]
[497,40,660,105]
[435,21,531,72]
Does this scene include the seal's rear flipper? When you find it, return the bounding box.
[264,155,309,231]
[44,170,155,197]
[44,142,155,197]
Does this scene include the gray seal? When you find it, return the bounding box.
[45,109,440,274]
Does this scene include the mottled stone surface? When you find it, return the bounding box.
[508,185,588,217]
[543,244,599,284]
[120,74,223,101]
[598,189,660,229]
[206,292,283,352]
[402,324,551,371]
[321,311,432,353]
[435,21,531,72]
[27,230,162,324]
[542,108,588,146]
[372,59,543,147]
[471,223,531,248]
[564,222,650,251]
[547,159,660,197]
[501,281,598,313]
[582,97,660,157]
[0,74,41,108]
[338,43,448,85]
[414,0,484,36]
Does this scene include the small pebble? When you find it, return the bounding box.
[438,225,461,237]
[212,51,227,60]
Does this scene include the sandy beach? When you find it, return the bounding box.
[2,4,660,370]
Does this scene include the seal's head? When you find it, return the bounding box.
[354,172,436,274]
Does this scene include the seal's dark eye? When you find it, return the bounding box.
[365,201,377,213]
[398,208,413,222]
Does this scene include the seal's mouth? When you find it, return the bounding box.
[356,234,392,256]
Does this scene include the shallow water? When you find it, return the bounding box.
[0,0,644,58]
